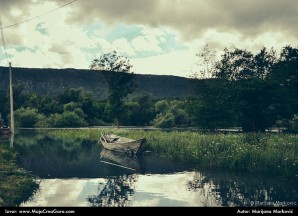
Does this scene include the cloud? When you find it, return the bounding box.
[1,0,297,43]
[131,35,162,53]
[132,49,198,77]
[68,0,298,40]
[0,0,297,77]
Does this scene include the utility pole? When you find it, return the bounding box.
[9,62,14,134]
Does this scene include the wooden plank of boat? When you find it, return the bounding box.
[100,134,147,155]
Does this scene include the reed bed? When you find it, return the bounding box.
[48,129,298,177]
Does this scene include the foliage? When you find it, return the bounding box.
[190,45,298,132]
[152,100,189,128]
[153,113,175,128]
[189,44,217,79]
[213,47,276,80]
[50,111,88,128]
[0,46,297,131]
[193,79,236,130]
[90,50,133,72]
[14,107,46,128]
[90,51,136,126]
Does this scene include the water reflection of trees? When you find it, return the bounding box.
[87,174,137,207]
[188,171,297,207]
[14,132,95,163]
[13,132,101,178]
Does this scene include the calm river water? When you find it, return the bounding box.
[5,132,298,207]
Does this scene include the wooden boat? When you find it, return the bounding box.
[100,133,146,155]
[0,125,10,135]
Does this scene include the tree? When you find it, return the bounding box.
[268,46,298,130]
[234,79,277,132]
[58,88,84,104]
[131,93,155,126]
[214,47,277,80]
[26,94,61,115]
[90,51,136,126]
[211,47,280,132]
[189,44,216,79]
[193,79,236,131]
[253,47,277,80]
[214,48,254,80]
[90,51,133,72]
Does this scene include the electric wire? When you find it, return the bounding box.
[0,0,77,30]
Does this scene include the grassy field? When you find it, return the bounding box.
[0,145,39,207]
[48,128,298,178]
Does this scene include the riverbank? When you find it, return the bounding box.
[48,129,298,178]
[0,144,39,206]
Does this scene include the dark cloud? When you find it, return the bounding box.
[0,0,32,23]
[68,0,298,40]
[0,0,297,42]
[49,43,72,64]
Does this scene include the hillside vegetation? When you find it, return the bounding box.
[0,67,197,99]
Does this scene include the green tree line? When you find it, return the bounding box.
[190,45,298,132]
[0,46,297,132]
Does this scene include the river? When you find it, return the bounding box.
[5,131,298,207]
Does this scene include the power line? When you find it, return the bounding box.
[0,0,77,30]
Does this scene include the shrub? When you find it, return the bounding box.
[14,108,46,128]
[51,111,88,128]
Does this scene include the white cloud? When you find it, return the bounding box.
[112,38,135,56]
[132,49,198,77]
[131,35,161,53]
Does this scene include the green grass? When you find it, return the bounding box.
[48,129,298,177]
[0,145,39,207]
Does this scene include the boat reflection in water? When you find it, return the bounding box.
[99,149,146,173]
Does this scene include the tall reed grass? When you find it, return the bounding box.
[48,129,298,177]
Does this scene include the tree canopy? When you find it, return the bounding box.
[90,51,136,126]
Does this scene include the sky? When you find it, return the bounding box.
[0,0,297,77]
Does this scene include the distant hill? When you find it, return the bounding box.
[0,67,198,99]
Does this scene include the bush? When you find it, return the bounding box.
[173,108,189,126]
[50,111,88,128]
[14,108,46,128]
[153,113,175,128]
[35,115,50,128]
[155,100,169,113]
[152,100,189,128]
